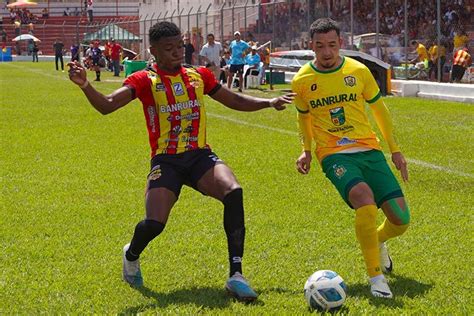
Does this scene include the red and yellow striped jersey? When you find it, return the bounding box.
[124,64,220,157]
[453,49,472,68]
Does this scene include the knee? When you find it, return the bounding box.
[386,199,411,225]
[223,187,243,206]
[348,183,375,208]
[137,219,166,239]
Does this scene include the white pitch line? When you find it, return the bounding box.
[6,62,473,178]
[208,113,474,179]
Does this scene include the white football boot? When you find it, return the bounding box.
[379,242,393,273]
[370,276,393,298]
[122,243,143,287]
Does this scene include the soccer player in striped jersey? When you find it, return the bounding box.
[68,21,294,302]
[292,18,411,299]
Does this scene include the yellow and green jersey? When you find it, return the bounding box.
[292,56,383,162]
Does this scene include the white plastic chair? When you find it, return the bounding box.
[245,62,263,89]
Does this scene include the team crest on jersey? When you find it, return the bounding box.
[189,78,201,88]
[344,76,356,87]
[148,165,162,181]
[173,82,185,96]
[329,107,346,126]
[333,164,347,179]
[155,83,166,91]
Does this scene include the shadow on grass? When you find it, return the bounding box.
[118,285,263,314]
[348,273,433,308]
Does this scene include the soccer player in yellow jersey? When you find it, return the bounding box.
[68,21,294,301]
[292,18,411,299]
[428,42,446,81]
[410,40,428,67]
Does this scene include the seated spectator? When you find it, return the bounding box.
[63,8,70,17]
[42,8,49,19]
[220,50,231,83]
[244,45,261,88]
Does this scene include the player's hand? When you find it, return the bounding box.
[296,150,312,174]
[67,61,87,87]
[269,93,296,111]
[392,152,408,182]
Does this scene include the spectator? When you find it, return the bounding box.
[110,38,122,77]
[410,40,428,67]
[41,8,49,19]
[53,38,65,71]
[87,0,93,23]
[219,50,231,83]
[453,28,469,52]
[70,43,79,62]
[32,42,39,62]
[183,35,195,64]
[227,31,250,92]
[27,22,33,35]
[104,39,112,71]
[90,40,102,81]
[63,8,70,16]
[243,45,261,88]
[451,46,471,83]
[428,42,446,81]
[199,33,223,80]
[1,28,7,49]
[14,20,20,36]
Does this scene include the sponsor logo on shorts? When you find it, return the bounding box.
[333,164,347,179]
[148,165,162,181]
[208,154,221,162]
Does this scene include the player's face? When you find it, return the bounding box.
[311,30,342,70]
[150,34,184,72]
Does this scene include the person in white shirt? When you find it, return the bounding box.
[199,33,223,80]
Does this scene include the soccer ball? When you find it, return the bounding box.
[304,270,347,311]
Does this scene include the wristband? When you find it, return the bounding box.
[80,81,89,89]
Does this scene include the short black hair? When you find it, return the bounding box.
[149,21,181,45]
[309,18,340,39]
[207,33,214,38]
[410,40,418,46]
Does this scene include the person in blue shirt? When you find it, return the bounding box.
[244,45,261,88]
[227,31,250,92]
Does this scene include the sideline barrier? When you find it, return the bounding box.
[391,80,474,103]
[280,71,473,104]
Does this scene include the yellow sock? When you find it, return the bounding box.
[378,219,409,243]
[355,205,381,278]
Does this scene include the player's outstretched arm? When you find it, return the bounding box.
[210,85,295,111]
[68,61,133,115]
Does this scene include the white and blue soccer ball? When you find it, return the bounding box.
[304,270,347,311]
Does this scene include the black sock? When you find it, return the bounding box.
[126,219,165,261]
[96,71,100,79]
[223,188,245,277]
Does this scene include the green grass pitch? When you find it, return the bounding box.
[1,62,473,314]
